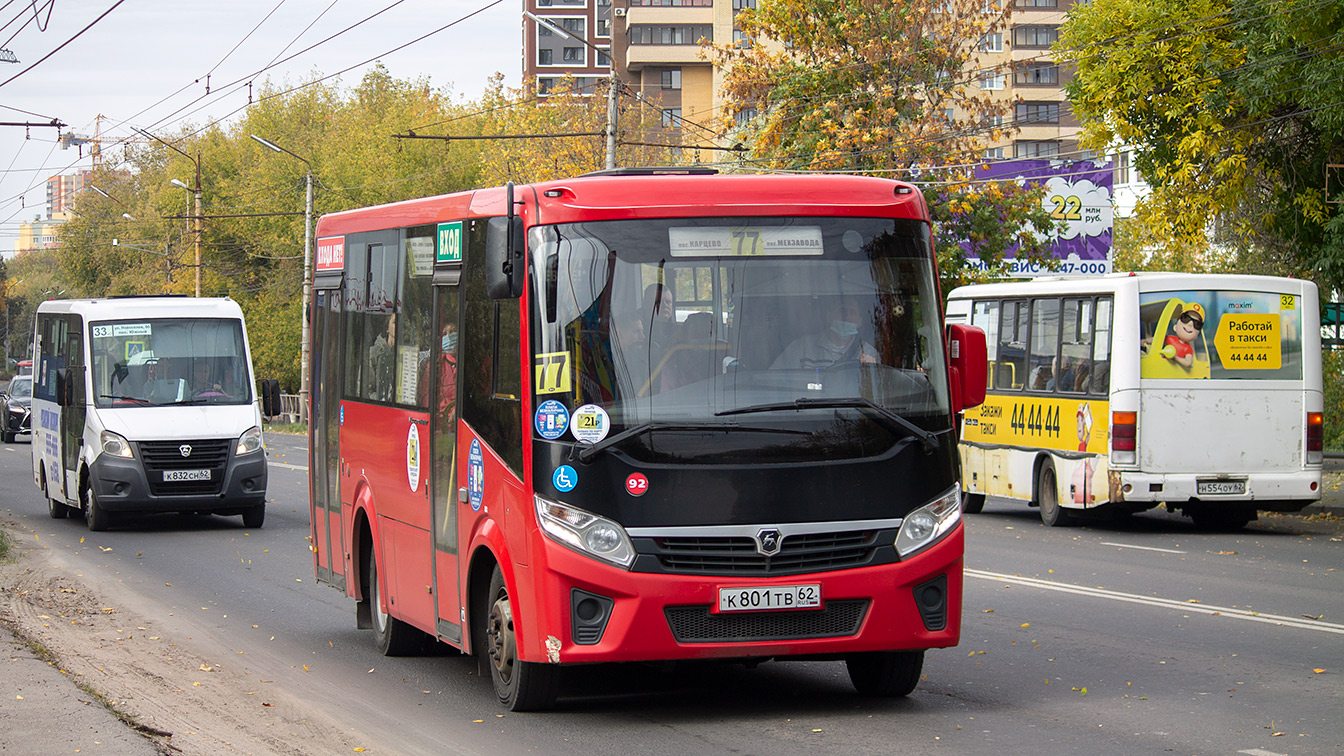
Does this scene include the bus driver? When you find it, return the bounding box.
[771,296,879,369]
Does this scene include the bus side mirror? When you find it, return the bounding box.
[485,215,525,300]
[947,324,987,411]
[54,368,70,407]
[259,379,281,418]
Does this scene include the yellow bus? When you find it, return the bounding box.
[945,273,1323,529]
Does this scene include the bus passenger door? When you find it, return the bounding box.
[311,289,346,589]
[430,284,463,644]
[56,317,86,499]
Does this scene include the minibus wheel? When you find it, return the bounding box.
[368,555,421,656]
[242,505,265,529]
[846,650,924,697]
[1035,461,1073,527]
[83,484,112,532]
[962,492,985,514]
[40,469,68,519]
[481,566,559,711]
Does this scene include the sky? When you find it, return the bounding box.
[0,0,521,255]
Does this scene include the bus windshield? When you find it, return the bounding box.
[91,318,252,407]
[529,216,950,460]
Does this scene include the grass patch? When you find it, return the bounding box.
[262,420,307,436]
[0,527,12,562]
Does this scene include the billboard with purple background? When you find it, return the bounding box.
[964,159,1114,277]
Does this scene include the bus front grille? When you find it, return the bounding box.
[645,530,882,576]
[140,439,230,496]
[664,599,869,643]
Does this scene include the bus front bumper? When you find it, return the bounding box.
[1111,469,1321,511]
[515,525,964,666]
[89,451,268,514]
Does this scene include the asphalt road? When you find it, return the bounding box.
[1,431,1341,756]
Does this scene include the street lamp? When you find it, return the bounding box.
[251,134,314,428]
[88,186,136,221]
[135,128,203,296]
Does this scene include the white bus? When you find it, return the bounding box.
[31,297,276,531]
[945,273,1323,529]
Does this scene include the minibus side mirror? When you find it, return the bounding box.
[485,215,525,300]
[946,324,987,413]
[259,379,281,418]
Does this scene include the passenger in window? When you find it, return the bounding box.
[644,282,677,355]
[659,311,719,391]
[368,316,397,402]
[771,296,878,369]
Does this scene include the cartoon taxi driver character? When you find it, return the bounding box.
[1160,302,1205,369]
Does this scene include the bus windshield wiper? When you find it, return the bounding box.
[576,421,739,463]
[99,390,149,403]
[716,398,939,452]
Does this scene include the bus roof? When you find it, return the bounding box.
[948,272,1316,299]
[35,296,245,320]
[315,172,929,238]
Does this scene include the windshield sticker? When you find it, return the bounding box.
[571,404,610,444]
[534,352,572,395]
[553,464,578,493]
[625,473,648,497]
[406,423,421,493]
[534,399,570,440]
[668,226,824,257]
[468,438,484,511]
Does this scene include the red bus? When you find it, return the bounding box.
[307,168,987,710]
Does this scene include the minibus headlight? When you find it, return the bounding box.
[896,487,961,558]
[236,426,263,455]
[100,430,133,459]
[535,495,635,568]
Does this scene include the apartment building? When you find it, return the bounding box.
[521,0,1083,161]
[46,169,91,220]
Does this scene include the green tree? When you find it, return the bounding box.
[1059,0,1344,289]
[710,0,1061,291]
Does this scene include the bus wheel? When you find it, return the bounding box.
[962,492,985,514]
[83,485,112,532]
[1035,462,1072,527]
[481,566,559,711]
[242,505,265,529]
[846,650,924,697]
[42,472,69,519]
[368,556,420,656]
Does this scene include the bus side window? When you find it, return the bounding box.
[971,300,999,389]
[1028,298,1060,392]
[1090,298,1113,394]
[996,301,1026,390]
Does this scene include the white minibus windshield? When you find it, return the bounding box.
[91,318,252,407]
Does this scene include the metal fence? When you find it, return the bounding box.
[275,393,302,424]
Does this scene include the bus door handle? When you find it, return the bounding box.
[458,487,468,504]
[410,417,428,426]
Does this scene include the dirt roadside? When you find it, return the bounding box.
[0,513,370,756]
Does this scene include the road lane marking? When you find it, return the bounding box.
[966,569,1344,636]
[267,461,308,471]
[1239,750,1286,756]
[1098,542,1187,554]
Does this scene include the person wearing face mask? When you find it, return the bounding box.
[771,295,879,369]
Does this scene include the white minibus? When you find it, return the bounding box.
[31,297,276,531]
[946,273,1322,529]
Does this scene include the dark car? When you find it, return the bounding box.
[3,374,31,443]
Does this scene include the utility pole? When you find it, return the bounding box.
[606,72,618,170]
[193,152,203,297]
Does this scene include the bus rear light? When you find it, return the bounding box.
[1307,412,1323,463]
[1111,411,1136,464]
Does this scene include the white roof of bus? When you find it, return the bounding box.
[34,296,244,320]
[947,272,1313,299]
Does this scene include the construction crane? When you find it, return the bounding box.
[58,114,106,168]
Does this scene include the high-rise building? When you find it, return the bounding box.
[45,169,91,220]
[521,1,1083,163]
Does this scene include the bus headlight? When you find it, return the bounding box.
[100,430,134,459]
[235,426,263,455]
[895,487,961,558]
[535,495,635,569]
